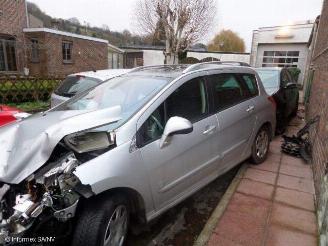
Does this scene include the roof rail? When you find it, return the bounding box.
[182,61,251,74]
[130,64,187,72]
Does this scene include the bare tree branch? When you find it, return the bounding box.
[135,0,216,64]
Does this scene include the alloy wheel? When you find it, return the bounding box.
[103,205,128,246]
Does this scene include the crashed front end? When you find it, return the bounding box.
[0,107,121,244]
[0,153,82,242]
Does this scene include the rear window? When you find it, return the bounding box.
[256,70,280,89]
[55,76,102,97]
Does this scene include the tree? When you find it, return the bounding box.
[208,30,246,53]
[68,17,80,25]
[135,0,216,64]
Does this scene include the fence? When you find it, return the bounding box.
[0,76,63,103]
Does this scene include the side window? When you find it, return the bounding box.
[166,77,208,123]
[137,77,208,147]
[209,74,248,111]
[241,74,259,97]
[137,103,165,147]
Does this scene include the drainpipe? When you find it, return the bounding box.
[25,0,29,28]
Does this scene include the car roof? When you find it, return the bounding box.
[70,69,131,81]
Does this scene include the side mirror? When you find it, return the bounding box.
[159,117,193,149]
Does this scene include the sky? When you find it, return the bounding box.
[29,0,324,52]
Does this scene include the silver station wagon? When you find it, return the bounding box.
[0,63,276,246]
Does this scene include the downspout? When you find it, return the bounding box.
[25,0,30,28]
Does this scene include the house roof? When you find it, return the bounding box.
[108,43,125,53]
[23,28,109,44]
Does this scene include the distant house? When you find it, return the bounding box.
[120,46,250,68]
[23,28,109,77]
[250,21,314,85]
[0,0,109,77]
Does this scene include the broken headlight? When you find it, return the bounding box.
[64,131,115,153]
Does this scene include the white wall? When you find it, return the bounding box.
[143,50,166,65]
[187,51,250,64]
[257,24,313,44]
[140,49,250,66]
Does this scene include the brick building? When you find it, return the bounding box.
[23,28,108,77]
[0,0,108,77]
[306,0,328,244]
[0,0,28,73]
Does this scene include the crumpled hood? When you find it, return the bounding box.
[0,106,121,184]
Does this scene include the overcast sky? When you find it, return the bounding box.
[29,0,323,51]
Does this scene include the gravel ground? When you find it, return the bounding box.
[126,165,240,246]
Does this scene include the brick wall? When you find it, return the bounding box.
[306,0,328,244]
[0,0,28,72]
[25,32,108,77]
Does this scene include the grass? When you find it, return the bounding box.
[7,101,50,113]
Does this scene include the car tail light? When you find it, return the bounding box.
[268,96,276,110]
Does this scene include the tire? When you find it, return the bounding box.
[72,194,129,246]
[250,126,270,165]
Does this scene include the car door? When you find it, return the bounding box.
[285,69,299,112]
[280,70,298,117]
[137,76,220,210]
[207,73,257,171]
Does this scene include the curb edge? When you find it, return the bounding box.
[193,163,248,246]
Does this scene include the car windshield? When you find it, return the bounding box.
[55,76,102,97]
[256,70,280,89]
[54,75,172,123]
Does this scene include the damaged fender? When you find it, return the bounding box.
[0,106,121,184]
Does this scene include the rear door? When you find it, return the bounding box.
[207,73,258,171]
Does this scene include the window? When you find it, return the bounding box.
[262,50,300,68]
[287,51,299,56]
[62,41,73,62]
[137,77,208,147]
[0,38,17,71]
[256,70,280,90]
[55,76,102,97]
[31,39,39,63]
[138,103,166,147]
[242,74,259,96]
[209,74,248,111]
[166,78,208,123]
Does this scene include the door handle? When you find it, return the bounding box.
[246,105,255,113]
[203,125,216,135]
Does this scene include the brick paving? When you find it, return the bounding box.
[207,135,318,246]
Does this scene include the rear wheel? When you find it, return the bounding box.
[250,126,270,165]
[72,194,129,246]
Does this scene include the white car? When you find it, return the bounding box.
[51,69,131,107]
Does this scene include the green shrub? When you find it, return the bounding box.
[287,67,301,82]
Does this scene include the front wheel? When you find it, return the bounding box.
[72,194,129,246]
[250,126,270,165]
